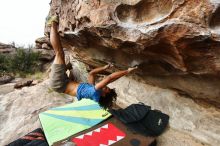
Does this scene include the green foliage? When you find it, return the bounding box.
[0,47,41,75]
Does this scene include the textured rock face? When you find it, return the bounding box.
[46,0,220,107]
[109,77,220,146]
[1,69,220,146]
[35,37,55,61]
[116,0,173,25]
[0,42,15,54]
[210,2,220,34]
[0,80,75,145]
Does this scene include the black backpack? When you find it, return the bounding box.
[110,103,169,137]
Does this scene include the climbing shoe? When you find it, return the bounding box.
[46,15,59,26]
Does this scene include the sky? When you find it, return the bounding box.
[0,0,51,46]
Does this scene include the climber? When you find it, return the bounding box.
[47,16,137,109]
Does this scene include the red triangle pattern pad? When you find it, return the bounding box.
[71,123,126,146]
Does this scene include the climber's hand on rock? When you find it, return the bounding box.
[127,66,138,73]
[104,63,114,69]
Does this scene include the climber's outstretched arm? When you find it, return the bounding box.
[95,67,137,90]
[88,64,113,85]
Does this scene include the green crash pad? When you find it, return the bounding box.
[39,99,111,146]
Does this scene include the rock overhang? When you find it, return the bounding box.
[45,0,220,107]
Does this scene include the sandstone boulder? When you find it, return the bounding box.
[46,0,220,107]
[0,79,75,145]
[0,42,16,54]
[32,48,55,61]
[0,75,14,85]
[1,77,220,146]
[35,37,52,50]
[14,79,33,89]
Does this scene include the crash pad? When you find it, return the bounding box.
[39,99,111,146]
[72,123,126,146]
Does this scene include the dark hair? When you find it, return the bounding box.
[98,88,117,110]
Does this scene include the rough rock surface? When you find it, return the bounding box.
[14,79,33,89]
[109,76,220,146]
[35,37,52,50]
[46,0,220,107]
[0,80,76,145]
[34,37,55,61]
[0,59,88,145]
[33,48,55,61]
[0,75,14,85]
[1,75,220,146]
[0,42,15,54]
